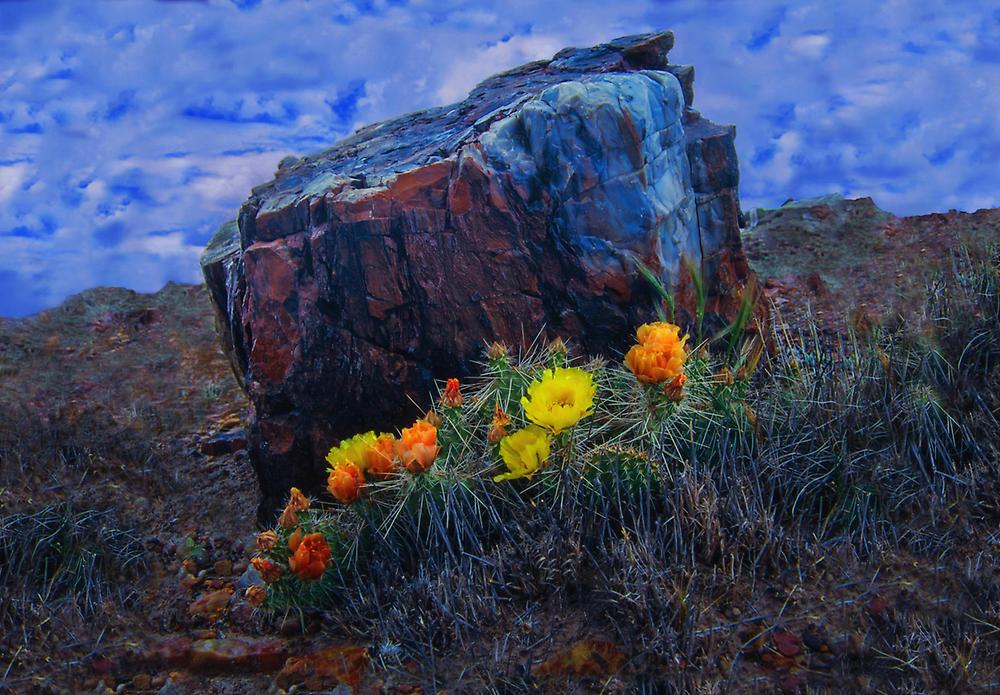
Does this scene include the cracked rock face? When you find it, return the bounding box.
[201,31,752,520]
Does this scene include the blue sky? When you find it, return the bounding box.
[1,0,998,317]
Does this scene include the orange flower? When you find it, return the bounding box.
[255,530,278,551]
[487,402,511,444]
[636,322,687,350]
[363,433,398,480]
[277,487,311,529]
[397,419,441,474]
[327,462,364,504]
[288,527,303,552]
[288,533,331,581]
[244,585,267,607]
[250,556,283,583]
[625,343,681,384]
[625,322,688,385]
[441,378,463,408]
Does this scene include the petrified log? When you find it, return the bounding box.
[201,31,753,520]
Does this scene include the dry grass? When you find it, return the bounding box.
[259,244,999,692]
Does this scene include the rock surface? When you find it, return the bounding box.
[201,31,753,517]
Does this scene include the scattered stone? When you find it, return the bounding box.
[132,673,151,691]
[234,564,264,595]
[801,625,828,652]
[157,671,195,695]
[89,656,114,675]
[279,615,305,636]
[144,637,193,668]
[143,636,287,674]
[866,597,890,619]
[772,631,802,658]
[199,430,247,457]
[779,672,807,693]
[275,646,369,691]
[188,638,287,673]
[214,411,243,431]
[213,559,233,576]
[533,640,625,679]
[188,588,233,619]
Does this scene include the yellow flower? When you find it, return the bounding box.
[325,431,377,472]
[520,367,596,434]
[495,425,551,482]
[625,321,688,383]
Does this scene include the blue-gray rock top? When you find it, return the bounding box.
[201,31,755,519]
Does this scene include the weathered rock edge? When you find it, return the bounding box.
[201,31,754,520]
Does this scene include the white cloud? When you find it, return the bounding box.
[0,0,997,316]
[436,34,567,104]
[0,163,31,205]
[788,32,831,59]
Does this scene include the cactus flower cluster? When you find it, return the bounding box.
[249,323,692,602]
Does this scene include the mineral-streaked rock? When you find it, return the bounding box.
[202,31,753,519]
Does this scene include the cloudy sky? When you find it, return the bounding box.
[1,0,998,317]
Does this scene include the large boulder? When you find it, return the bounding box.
[202,31,754,520]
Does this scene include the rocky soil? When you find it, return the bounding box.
[0,198,997,693]
[743,194,1000,336]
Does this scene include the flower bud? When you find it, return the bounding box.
[250,556,283,584]
[663,373,687,401]
[255,530,278,551]
[486,341,509,361]
[244,585,267,607]
[441,378,463,408]
[277,487,311,529]
[487,402,511,444]
[422,409,443,429]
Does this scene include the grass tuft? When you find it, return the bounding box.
[252,244,1000,690]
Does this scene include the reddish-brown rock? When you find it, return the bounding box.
[201,31,755,519]
[141,636,287,673]
[275,645,369,691]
